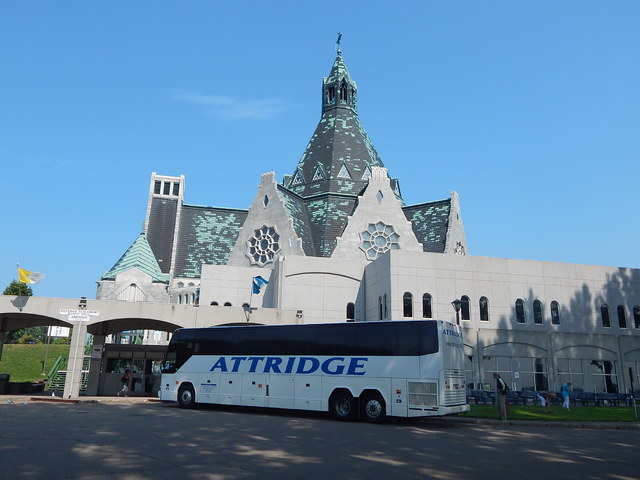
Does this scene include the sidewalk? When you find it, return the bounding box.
[0,392,161,404]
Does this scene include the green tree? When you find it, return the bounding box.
[4,280,33,297]
[3,280,46,343]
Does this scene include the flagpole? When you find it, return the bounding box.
[41,328,51,376]
[247,279,254,322]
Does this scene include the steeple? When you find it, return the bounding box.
[322,33,357,115]
[286,35,390,199]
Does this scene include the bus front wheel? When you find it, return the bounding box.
[177,383,196,409]
[361,392,386,423]
[330,391,356,421]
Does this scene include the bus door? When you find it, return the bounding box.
[267,375,295,409]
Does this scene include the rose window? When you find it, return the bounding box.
[248,225,280,266]
[359,221,400,260]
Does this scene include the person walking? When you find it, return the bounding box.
[118,369,131,397]
[561,381,572,410]
[494,373,509,420]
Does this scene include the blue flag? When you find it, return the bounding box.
[252,276,269,294]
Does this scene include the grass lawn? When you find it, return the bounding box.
[463,403,639,422]
[0,344,69,382]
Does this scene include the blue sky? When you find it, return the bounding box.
[2,1,638,299]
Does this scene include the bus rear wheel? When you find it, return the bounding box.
[177,383,196,409]
[330,391,357,421]
[361,392,386,423]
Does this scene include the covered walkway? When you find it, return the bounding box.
[0,295,300,399]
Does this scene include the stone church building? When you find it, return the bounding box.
[97,42,640,395]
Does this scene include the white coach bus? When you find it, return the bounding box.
[159,320,469,422]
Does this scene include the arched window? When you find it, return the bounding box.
[551,301,560,325]
[634,305,640,329]
[346,302,355,320]
[339,79,348,103]
[617,305,627,328]
[224,302,232,306]
[461,295,470,320]
[422,293,432,318]
[242,303,250,308]
[378,296,383,320]
[210,301,218,306]
[601,304,611,327]
[403,292,413,318]
[515,299,526,323]
[178,294,182,304]
[533,300,543,324]
[479,296,489,321]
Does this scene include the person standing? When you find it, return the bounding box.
[561,381,572,410]
[494,373,508,420]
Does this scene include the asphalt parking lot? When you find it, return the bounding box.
[0,396,638,480]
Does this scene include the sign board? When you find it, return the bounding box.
[59,309,100,316]
[48,326,71,338]
[59,309,99,321]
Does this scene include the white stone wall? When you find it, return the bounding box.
[443,190,468,255]
[226,172,305,267]
[271,255,365,324]
[368,250,640,332]
[332,166,423,262]
[200,264,273,308]
[363,250,640,390]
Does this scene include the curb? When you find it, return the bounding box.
[435,415,640,430]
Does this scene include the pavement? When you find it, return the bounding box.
[1,393,638,429]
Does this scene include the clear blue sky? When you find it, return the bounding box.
[2,1,638,299]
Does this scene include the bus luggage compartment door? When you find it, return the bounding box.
[267,375,295,409]
[294,376,321,411]
[241,374,267,407]
[219,374,243,405]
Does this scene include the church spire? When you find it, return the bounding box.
[323,34,357,114]
[286,36,388,199]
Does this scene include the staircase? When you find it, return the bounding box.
[47,356,90,392]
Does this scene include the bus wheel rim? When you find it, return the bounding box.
[337,398,351,416]
[365,399,382,418]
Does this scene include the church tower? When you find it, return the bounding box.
[286,35,391,199]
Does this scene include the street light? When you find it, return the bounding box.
[451,299,462,325]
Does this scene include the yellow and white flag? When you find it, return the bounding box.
[17,265,46,284]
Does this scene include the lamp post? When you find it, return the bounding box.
[451,299,462,326]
